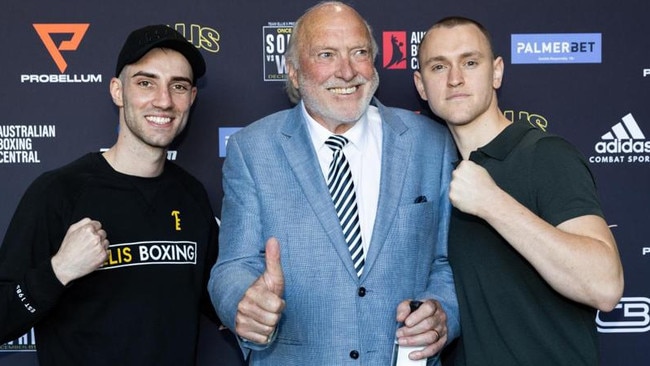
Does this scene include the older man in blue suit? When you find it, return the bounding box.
[209,2,459,365]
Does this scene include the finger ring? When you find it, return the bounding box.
[432,329,440,343]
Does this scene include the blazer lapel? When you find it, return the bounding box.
[279,106,361,279]
[363,100,411,275]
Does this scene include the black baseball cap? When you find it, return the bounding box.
[115,24,206,82]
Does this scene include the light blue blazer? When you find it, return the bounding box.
[209,99,459,365]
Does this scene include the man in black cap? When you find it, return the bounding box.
[0,24,219,365]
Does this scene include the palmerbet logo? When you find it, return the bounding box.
[589,113,650,164]
[511,33,601,64]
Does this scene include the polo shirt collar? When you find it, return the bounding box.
[470,120,536,163]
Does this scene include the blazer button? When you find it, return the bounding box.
[349,350,359,359]
[357,287,366,297]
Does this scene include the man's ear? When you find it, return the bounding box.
[287,60,301,90]
[109,77,124,107]
[493,56,504,89]
[413,70,428,101]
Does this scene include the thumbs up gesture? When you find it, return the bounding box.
[235,237,286,344]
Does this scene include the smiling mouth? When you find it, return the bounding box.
[146,116,172,125]
[328,86,358,95]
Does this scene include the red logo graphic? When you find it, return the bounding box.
[382,31,407,69]
[33,23,90,73]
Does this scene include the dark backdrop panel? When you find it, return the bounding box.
[1,0,648,364]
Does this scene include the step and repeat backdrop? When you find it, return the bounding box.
[1,0,648,365]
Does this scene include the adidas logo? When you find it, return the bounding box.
[595,113,650,154]
[601,113,645,140]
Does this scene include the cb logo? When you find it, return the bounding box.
[596,297,650,333]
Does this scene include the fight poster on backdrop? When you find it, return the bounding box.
[1,0,649,365]
[263,22,293,81]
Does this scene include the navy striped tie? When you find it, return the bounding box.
[325,135,365,277]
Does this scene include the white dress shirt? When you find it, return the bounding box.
[301,101,383,254]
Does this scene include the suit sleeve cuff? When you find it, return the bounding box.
[238,326,278,351]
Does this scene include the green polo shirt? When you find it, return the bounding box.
[449,120,603,366]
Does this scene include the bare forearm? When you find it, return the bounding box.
[479,190,623,310]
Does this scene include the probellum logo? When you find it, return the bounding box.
[33,23,89,73]
[383,31,407,69]
[589,113,650,164]
[597,297,650,333]
[263,22,293,81]
[22,23,101,84]
[382,30,426,70]
[511,33,601,64]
